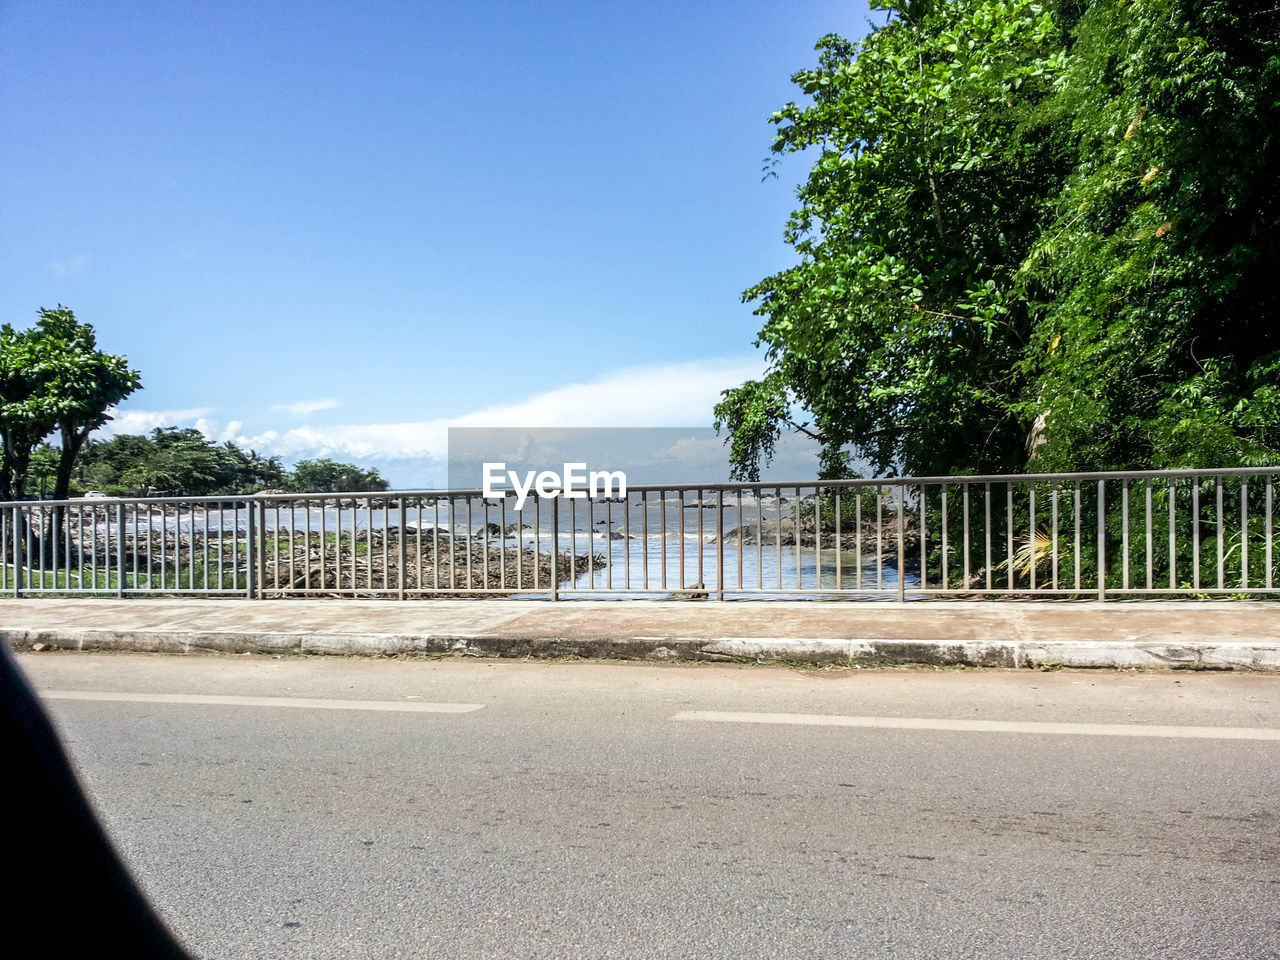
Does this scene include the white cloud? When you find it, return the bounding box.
[49,254,92,278]
[270,398,340,417]
[96,355,773,486]
[100,407,215,436]
[235,355,765,461]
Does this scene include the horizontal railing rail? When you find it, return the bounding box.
[3,466,1277,600]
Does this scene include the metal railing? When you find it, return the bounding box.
[2,467,1277,600]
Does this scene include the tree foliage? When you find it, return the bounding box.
[717,0,1280,479]
[70,430,387,496]
[0,307,140,500]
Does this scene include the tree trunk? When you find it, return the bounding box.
[42,429,89,565]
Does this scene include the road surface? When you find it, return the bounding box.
[17,653,1280,959]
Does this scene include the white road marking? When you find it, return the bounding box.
[41,691,485,713]
[672,710,1280,741]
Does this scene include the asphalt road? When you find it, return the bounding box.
[17,653,1280,960]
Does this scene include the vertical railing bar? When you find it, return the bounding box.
[985,482,992,591]
[482,497,490,593]
[398,497,407,600]
[202,501,210,591]
[661,491,668,591]
[238,502,247,597]
[896,484,906,602]
[747,491,757,591]
[1120,481,1129,591]
[699,488,707,593]
[1241,478,1249,589]
[1074,482,1082,591]
[641,491,649,591]
[162,504,170,593]
[10,505,19,597]
[549,497,559,600]
[51,505,61,591]
[434,498,441,591]
[417,497,424,593]
[775,486,783,591]
[351,498,359,593]
[160,502,169,591]
[1168,481,1177,590]
[1029,484,1036,592]
[835,491,842,591]
[381,498,390,596]
[303,498,311,593]
[920,485,928,592]
[256,499,266,599]
[856,490,863,591]
[466,496,474,589]
[624,492,632,591]
[113,504,124,593]
[189,503,197,592]
[877,486,884,591]
[1144,480,1153,591]
[284,500,295,595]
[1097,481,1107,601]
[569,496,577,589]
[499,495,507,591]
[677,492,684,591]
[1050,482,1059,590]
[1192,479,1201,591]
[75,505,82,591]
[736,488,743,591]
[1006,484,1014,591]
[1216,477,1224,590]
[941,486,949,590]
[1267,476,1274,590]
[605,497,612,591]
[264,501,273,596]
[532,496,540,591]
[963,483,971,589]
[813,487,820,594]
[38,505,45,590]
[147,503,155,591]
[716,488,724,600]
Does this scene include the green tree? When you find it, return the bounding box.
[28,444,60,498]
[289,458,388,493]
[0,323,59,501]
[1015,0,1280,470]
[717,0,1070,480]
[717,0,1280,479]
[38,308,141,501]
[0,308,140,501]
[119,428,237,495]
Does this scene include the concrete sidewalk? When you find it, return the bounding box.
[2,598,1279,669]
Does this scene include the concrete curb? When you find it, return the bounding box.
[6,626,1280,670]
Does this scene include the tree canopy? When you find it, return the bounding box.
[716,0,1280,479]
[64,430,387,497]
[0,307,140,500]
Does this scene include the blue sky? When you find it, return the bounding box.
[1,0,872,486]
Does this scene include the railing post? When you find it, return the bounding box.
[897,483,906,602]
[11,505,22,598]
[397,498,407,600]
[550,496,559,601]
[257,499,267,599]
[245,498,257,599]
[115,501,125,597]
[1097,480,1107,601]
[716,488,724,600]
